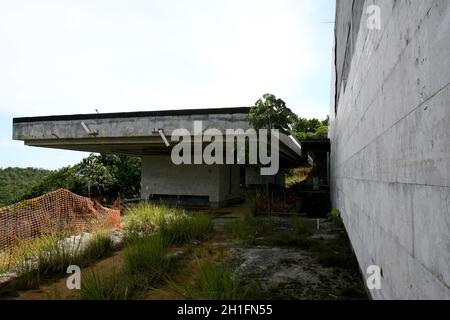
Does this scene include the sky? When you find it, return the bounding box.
[0,0,335,170]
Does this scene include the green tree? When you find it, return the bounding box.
[293,116,329,140]
[75,154,116,196]
[95,154,141,199]
[249,93,295,134]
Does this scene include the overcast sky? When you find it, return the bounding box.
[0,0,335,169]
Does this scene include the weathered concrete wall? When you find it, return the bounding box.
[13,112,251,141]
[141,155,241,208]
[330,0,450,299]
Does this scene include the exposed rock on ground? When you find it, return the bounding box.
[232,246,364,299]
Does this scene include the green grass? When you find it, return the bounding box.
[124,234,173,287]
[223,212,277,245]
[38,232,113,275]
[196,260,243,300]
[160,213,213,246]
[80,267,134,300]
[291,216,314,236]
[169,259,248,300]
[0,232,114,296]
[124,203,213,245]
[75,204,214,300]
[223,218,257,244]
[82,232,114,262]
[0,234,61,274]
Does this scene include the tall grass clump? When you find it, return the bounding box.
[38,232,113,275]
[124,234,172,286]
[160,213,213,245]
[82,232,114,263]
[124,203,213,244]
[80,267,133,300]
[197,261,241,300]
[168,259,246,300]
[0,235,60,274]
[0,232,114,295]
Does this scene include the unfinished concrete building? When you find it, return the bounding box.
[13,107,307,208]
[331,0,450,299]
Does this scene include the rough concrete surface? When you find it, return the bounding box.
[330,0,450,299]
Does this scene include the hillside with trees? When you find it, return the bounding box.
[0,154,141,207]
[0,167,51,206]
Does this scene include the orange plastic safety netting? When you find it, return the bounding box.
[0,189,121,252]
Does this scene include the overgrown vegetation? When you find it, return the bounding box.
[124,234,173,287]
[191,260,245,300]
[0,234,60,274]
[0,232,114,296]
[78,204,215,300]
[224,211,359,273]
[81,267,134,300]
[1,199,365,300]
[224,212,277,245]
[285,167,312,187]
[291,216,314,236]
[124,203,213,245]
[38,232,113,275]
[168,258,248,300]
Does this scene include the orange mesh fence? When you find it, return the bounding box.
[0,189,121,252]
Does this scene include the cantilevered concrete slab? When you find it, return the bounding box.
[13,107,309,208]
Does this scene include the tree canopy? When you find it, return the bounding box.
[248,93,328,140]
[249,93,296,134]
[293,116,329,140]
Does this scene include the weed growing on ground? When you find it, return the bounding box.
[169,259,248,300]
[38,232,113,274]
[223,212,278,245]
[124,234,173,287]
[81,267,134,300]
[328,208,343,226]
[291,216,314,236]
